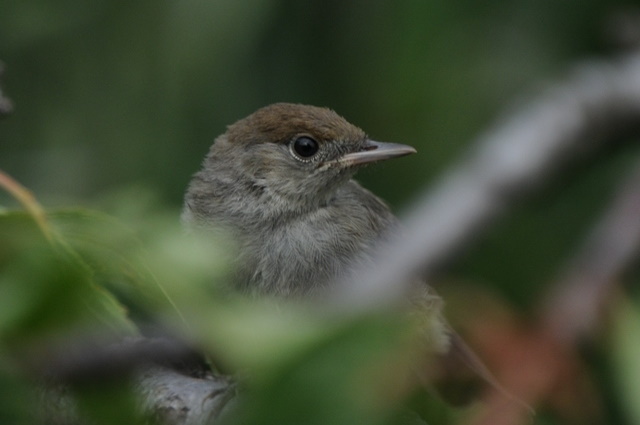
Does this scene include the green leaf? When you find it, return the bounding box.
[0,211,135,345]
[220,312,420,425]
[611,296,640,425]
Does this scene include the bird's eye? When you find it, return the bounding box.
[291,136,319,159]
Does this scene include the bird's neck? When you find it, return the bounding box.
[184,170,341,231]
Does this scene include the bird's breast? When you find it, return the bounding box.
[235,196,396,297]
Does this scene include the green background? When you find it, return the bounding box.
[1,0,628,204]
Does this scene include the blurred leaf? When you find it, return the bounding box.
[0,355,38,425]
[0,211,135,344]
[47,208,181,317]
[221,312,421,425]
[611,295,640,425]
[72,378,139,425]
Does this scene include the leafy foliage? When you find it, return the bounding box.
[0,173,450,425]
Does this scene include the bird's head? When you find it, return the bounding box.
[203,103,416,212]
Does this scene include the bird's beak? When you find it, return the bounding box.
[339,140,417,166]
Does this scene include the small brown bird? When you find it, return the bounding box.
[182,104,519,405]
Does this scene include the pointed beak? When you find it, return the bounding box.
[339,140,417,166]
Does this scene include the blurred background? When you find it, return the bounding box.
[2,1,640,423]
[2,0,639,303]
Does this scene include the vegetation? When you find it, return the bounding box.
[1,1,640,424]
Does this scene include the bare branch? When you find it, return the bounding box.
[339,50,640,309]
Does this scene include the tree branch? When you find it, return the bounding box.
[338,49,640,310]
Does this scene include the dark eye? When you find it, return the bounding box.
[291,136,319,159]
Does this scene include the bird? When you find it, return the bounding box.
[181,103,513,402]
